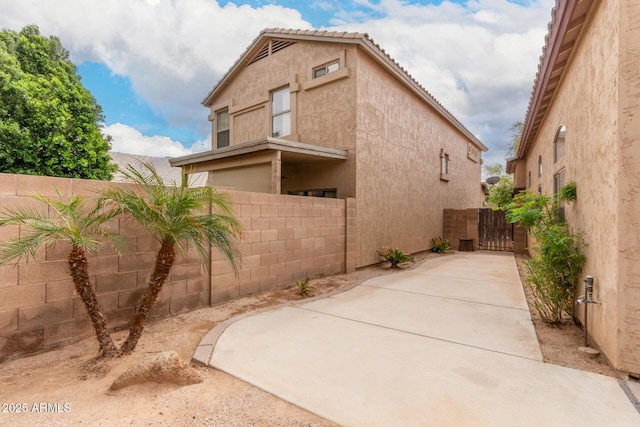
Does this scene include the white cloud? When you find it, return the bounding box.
[0,0,312,134]
[325,0,555,163]
[104,123,208,157]
[0,0,555,166]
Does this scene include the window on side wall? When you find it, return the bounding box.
[216,109,229,148]
[440,149,450,181]
[554,168,566,221]
[554,125,566,163]
[271,86,291,137]
[538,155,543,178]
[528,171,531,188]
[313,61,339,78]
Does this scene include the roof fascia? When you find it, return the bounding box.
[515,0,578,160]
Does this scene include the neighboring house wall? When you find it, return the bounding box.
[509,0,640,373]
[0,173,355,361]
[172,29,486,269]
[355,51,483,266]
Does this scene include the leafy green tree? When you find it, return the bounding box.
[507,121,524,158]
[0,193,124,357]
[483,122,524,209]
[0,25,115,179]
[485,174,514,209]
[102,163,242,354]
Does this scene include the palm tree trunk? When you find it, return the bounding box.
[120,241,175,354]
[68,246,120,358]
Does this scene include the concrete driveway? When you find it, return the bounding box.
[194,252,640,426]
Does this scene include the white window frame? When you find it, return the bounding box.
[271,86,291,137]
[216,108,229,148]
[313,61,340,79]
[440,149,450,181]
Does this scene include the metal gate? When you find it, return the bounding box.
[478,208,513,251]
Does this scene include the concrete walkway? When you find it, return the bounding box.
[195,252,640,426]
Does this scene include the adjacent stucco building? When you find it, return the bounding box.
[171,28,487,267]
[507,0,640,374]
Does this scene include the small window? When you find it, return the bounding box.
[528,171,531,188]
[271,86,291,137]
[313,61,339,78]
[538,155,543,178]
[554,168,566,221]
[554,125,566,163]
[440,149,450,181]
[537,185,542,195]
[216,109,229,148]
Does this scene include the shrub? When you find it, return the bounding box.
[431,236,452,253]
[295,278,315,298]
[378,247,414,268]
[506,189,586,323]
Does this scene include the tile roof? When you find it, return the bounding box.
[510,0,594,166]
[109,151,184,184]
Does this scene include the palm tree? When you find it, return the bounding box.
[102,163,241,354]
[0,193,123,357]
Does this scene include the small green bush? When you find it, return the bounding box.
[506,191,586,323]
[378,247,414,268]
[431,236,452,253]
[295,278,315,298]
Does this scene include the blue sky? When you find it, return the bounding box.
[0,0,555,165]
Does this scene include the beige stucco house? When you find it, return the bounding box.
[171,28,487,267]
[507,0,640,374]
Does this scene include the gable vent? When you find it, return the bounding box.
[248,40,297,66]
[248,42,270,65]
[272,40,296,54]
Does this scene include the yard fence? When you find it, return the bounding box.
[0,173,355,362]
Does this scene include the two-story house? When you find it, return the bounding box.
[507,0,640,374]
[171,28,487,267]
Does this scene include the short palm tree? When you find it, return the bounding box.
[102,163,241,354]
[0,193,123,357]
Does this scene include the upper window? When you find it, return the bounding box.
[440,149,450,181]
[554,125,566,163]
[313,61,339,79]
[538,155,543,178]
[216,109,229,148]
[271,86,291,137]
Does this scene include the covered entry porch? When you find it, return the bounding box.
[170,137,349,197]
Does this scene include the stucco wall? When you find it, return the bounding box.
[518,0,640,371]
[616,0,640,374]
[208,41,359,199]
[354,51,484,266]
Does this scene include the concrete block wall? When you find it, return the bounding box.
[443,208,479,250]
[209,191,355,305]
[0,174,355,361]
[0,173,207,362]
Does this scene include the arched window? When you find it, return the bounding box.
[538,155,543,178]
[554,125,566,163]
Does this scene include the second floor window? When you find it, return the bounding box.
[216,109,229,148]
[272,86,291,137]
[313,61,339,78]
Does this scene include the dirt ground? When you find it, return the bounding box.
[0,251,623,426]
